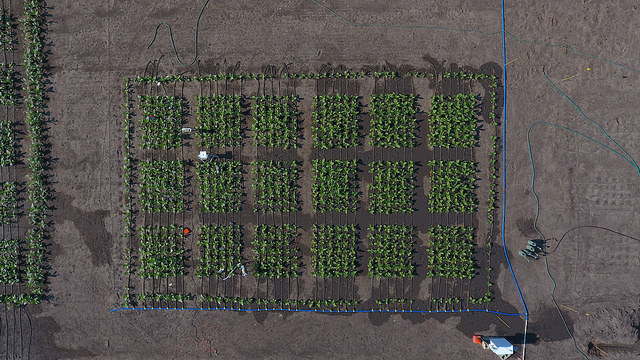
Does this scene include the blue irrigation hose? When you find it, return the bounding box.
[109,307,527,316]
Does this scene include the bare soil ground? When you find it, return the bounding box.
[2,0,640,359]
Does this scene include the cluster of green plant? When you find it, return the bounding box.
[252,161,299,212]
[137,95,185,149]
[312,95,359,149]
[0,238,19,284]
[196,225,242,278]
[311,224,357,278]
[428,94,477,148]
[369,93,417,148]
[196,95,242,147]
[0,9,14,51]
[369,161,415,214]
[469,295,492,304]
[138,293,193,303]
[367,225,414,278]
[0,63,16,107]
[139,160,184,213]
[0,181,17,224]
[427,160,477,213]
[373,71,398,78]
[431,297,461,307]
[487,136,500,226]
[0,119,15,165]
[252,224,299,278]
[251,95,299,148]
[0,293,41,307]
[138,225,186,279]
[426,225,475,279]
[312,159,358,213]
[284,71,366,79]
[199,296,359,309]
[197,160,242,213]
[375,298,413,306]
[21,0,49,305]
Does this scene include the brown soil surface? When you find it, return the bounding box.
[2,0,640,359]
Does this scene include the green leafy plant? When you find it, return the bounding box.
[312,159,358,213]
[138,225,186,279]
[196,94,243,147]
[312,94,360,149]
[369,161,415,214]
[0,238,19,284]
[0,181,17,224]
[252,224,299,278]
[370,93,417,148]
[311,224,357,278]
[139,160,184,213]
[196,225,242,278]
[428,94,477,148]
[196,160,242,213]
[252,160,299,212]
[426,225,475,279]
[427,160,477,213]
[137,95,185,149]
[367,225,414,278]
[252,95,299,148]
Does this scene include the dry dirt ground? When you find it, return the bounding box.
[2,0,640,359]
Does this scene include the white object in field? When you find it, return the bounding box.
[482,337,516,359]
[240,264,247,277]
[181,127,193,134]
[198,151,209,161]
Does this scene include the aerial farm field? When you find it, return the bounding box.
[1,0,640,359]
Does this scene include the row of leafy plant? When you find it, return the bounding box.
[196,225,243,278]
[200,295,359,309]
[0,238,19,284]
[426,225,475,279]
[312,94,360,149]
[252,160,299,212]
[252,224,299,278]
[427,160,477,213]
[311,225,358,278]
[428,94,477,148]
[196,94,242,147]
[137,95,185,149]
[369,93,417,148]
[138,225,186,279]
[196,160,242,213]
[121,79,136,306]
[367,225,414,278]
[138,160,184,213]
[312,159,358,213]
[20,0,48,305]
[0,181,17,223]
[251,95,299,148]
[369,161,415,214]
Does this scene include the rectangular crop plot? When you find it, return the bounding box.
[0,238,19,284]
[428,94,477,148]
[0,120,15,166]
[252,224,300,278]
[196,95,243,147]
[0,181,17,224]
[367,225,414,278]
[137,95,185,149]
[368,161,415,214]
[252,160,299,212]
[369,93,417,148]
[427,225,475,279]
[196,225,243,278]
[139,160,185,213]
[311,225,357,278]
[312,94,360,149]
[0,64,15,107]
[427,160,477,213]
[312,159,358,213]
[138,225,186,279]
[196,160,242,213]
[252,95,299,148]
